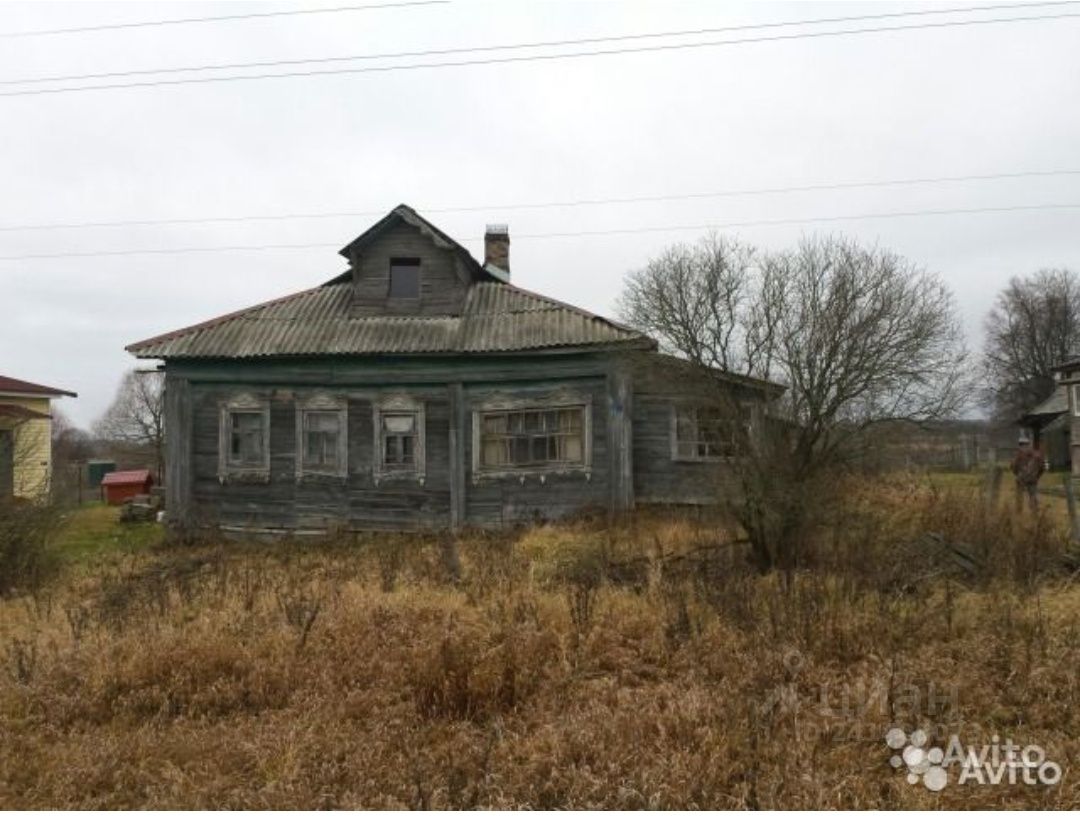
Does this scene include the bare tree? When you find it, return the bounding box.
[620,234,969,571]
[619,235,767,375]
[48,408,95,505]
[981,268,1080,419]
[94,370,165,480]
[51,408,93,462]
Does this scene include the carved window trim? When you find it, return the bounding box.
[295,392,348,481]
[372,393,426,484]
[218,393,271,483]
[471,388,593,480]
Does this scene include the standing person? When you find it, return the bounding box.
[1011,435,1046,512]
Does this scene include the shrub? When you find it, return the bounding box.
[0,501,60,597]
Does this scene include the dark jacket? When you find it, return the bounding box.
[1011,447,1046,485]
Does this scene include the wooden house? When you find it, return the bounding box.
[1050,360,1080,475]
[127,205,780,534]
[0,375,77,501]
[1019,384,1070,472]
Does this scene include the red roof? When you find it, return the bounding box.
[0,375,77,398]
[100,469,153,487]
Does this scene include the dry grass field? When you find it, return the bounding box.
[2,475,1079,809]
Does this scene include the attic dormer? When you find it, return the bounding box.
[339,205,492,317]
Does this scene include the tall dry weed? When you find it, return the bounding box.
[1,481,1079,808]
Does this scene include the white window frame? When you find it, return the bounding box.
[1072,384,1080,417]
[471,389,593,480]
[295,393,348,480]
[372,394,426,484]
[218,393,271,482]
[670,402,753,462]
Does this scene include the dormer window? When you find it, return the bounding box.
[388,258,420,299]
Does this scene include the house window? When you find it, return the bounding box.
[229,411,266,466]
[218,395,270,480]
[296,395,348,479]
[672,404,750,461]
[1073,384,1080,417]
[303,411,340,468]
[478,406,587,470]
[373,395,425,482]
[382,413,418,467]
[388,258,420,299]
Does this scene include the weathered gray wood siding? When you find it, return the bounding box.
[163,374,193,525]
[463,377,611,526]
[349,221,471,317]
[343,394,453,531]
[631,393,736,504]
[169,354,618,533]
[187,384,452,532]
[629,356,758,505]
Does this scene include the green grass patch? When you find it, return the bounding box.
[51,503,164,563]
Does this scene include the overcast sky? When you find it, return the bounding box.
[1,0,1078,427]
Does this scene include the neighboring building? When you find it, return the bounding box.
[1019,384,1070,471]
[0,375,77,500]
[100,469,154,506]
[87,459,117,491]
[127,205,780,534]
[860,418,1000,472]
[1050,360,1080,475]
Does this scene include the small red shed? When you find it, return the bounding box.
[100,469,153,506]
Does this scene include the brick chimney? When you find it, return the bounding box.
[484,224,510,276]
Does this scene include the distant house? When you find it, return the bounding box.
[127,205,781,534]
[1019,384,1070,471]
[0,375,77,501]
[1048,361,1080,475]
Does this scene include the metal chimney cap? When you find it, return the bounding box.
[485,223,509,236]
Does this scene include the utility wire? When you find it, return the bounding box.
[0,1,450,39]
[2,168,1078,234]
[2,10,1078,98]
[2,0,1071,86]
[514,203,1080,240]
[1,202,1076,262]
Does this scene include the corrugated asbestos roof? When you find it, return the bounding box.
[127,281,652,360]
[1022,384,1068,419]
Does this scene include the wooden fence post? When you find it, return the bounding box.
[983,464,1002,515]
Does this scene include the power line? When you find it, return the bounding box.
[2,1,1070,86]
[514,203,1080,240]
[3,10,1078,98]
[0,1,450,39]
[2,168,1079,234]
[1,202,1076,262]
